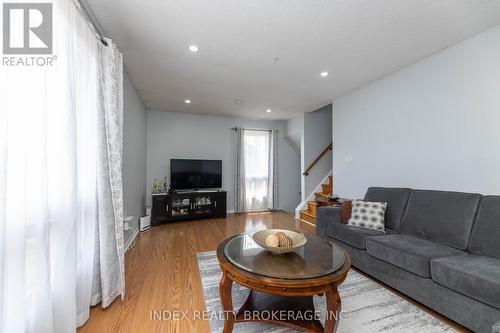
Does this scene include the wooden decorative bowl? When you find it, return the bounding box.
[253,229,307,254]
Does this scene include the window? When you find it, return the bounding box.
[243,130,273,211]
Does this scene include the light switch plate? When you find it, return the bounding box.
[344,155,353,163]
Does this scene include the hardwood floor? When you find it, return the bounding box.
[78,211,468,333]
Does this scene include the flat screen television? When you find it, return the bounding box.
[170,159,222,190]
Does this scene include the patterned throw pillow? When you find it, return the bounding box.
[347,200,387,232]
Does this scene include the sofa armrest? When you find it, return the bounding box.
[316,206,342,238]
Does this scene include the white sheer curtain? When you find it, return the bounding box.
[0,1,124,332]
[244,130,271,211]
[234,129,277,212]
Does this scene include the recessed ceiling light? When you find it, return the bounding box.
[266,109,272,113]
[185,99,191,104]
[188,45,199,52]
[320,71,329,77]
[235,99,242,105]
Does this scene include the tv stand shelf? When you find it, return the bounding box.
[151,190,227,225]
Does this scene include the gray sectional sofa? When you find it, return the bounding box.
[316,187,500,333]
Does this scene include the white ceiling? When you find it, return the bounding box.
[87,0,500,120]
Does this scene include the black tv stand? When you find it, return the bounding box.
[151,190,227,225]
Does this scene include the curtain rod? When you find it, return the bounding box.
[74,0,108,46]
[231,127,279,132]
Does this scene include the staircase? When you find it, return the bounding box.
[299,176,333,225]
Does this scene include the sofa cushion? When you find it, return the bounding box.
[366,234,464,277]
[326,222,396,249]
[364,187,411,231]
[469,196,500,260]
[400,190,481,250]
[431,254,500,310]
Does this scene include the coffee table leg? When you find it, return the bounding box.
[219,270,234,333]
[324,285,341,333]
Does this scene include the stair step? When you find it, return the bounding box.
[321,184,332,195]
[307,201,317,214]
[314,192,328,199]
[300,210,316,225]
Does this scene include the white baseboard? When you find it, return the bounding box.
[125,227,139,252]
[295,170,332,218]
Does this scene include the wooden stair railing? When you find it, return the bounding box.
[302,143,332,176]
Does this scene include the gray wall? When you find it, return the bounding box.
[333,24,500,199]
[146,111,300,213]
[285,114,304,154]
[304,105,332,198]
[284,114,303,205]
[123,72,147,241]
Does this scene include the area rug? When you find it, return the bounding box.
[197,251,456,333]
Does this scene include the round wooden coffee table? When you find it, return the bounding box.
[216,232,351,333]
